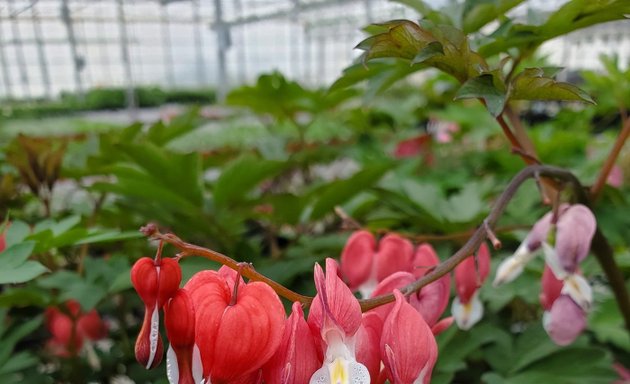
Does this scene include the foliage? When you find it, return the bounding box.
[0,0,629,383]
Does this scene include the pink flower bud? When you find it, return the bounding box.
[340,230,376,291]
[375,234,414,283]
[544,295,586,346]
[381,290,437,384]
[555,205,596,274]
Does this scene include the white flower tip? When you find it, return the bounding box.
[451,294,484,331]
[493,257,524,287]
[562,274,593,311]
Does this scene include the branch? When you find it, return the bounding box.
[590,116,630,200]
[143,228,313,307]
[139,165,630,333]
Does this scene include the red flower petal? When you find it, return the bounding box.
[263,302,320,384]
[381,290,437,384]
[375,234,413,282]
[340,231,376,290]
[454,243,490,304]
[540,265,563,311]
[194,278,285,382]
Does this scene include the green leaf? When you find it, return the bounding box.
[308,164,392,220]
[504,347,616,383]
[214,155,288,207]
[0,261,48,284]
[462,0,526,33]
[0,316,42,367]
[4,221,30,247]
[411,41,445,65]
[0,352,39,375]
[0,241,35,269]
[73,230,143,245]
[479,0,630,57]
[357,20,487,83]
[510,68,595,103]
[0,287,50,308]
[455,73,507,116]
[50,215,81,236]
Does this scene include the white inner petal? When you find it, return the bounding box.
[561,274,592,311]
[452,292,484,330]
[192,344,204,384]
[166,345,178,384]
[146,305,160,369]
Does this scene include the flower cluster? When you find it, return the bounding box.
[44,300,108,358]
[493,204,596,345]
[131,251,441,383]
[340,230,489,331]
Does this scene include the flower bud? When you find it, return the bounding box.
[131,257,182,369]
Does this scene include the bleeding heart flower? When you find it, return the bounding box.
[545,204,596,276]
[131,257,182,369]
[452,243,490,330]
[308,258,370,384]
[381,290,437,384]
[262,302,320,384]
[340,231,414,298]
[45,300,108,358]
[185,267,285,383]
[164,289,203,384]
[493,206,569,286]
[543,295,587,346]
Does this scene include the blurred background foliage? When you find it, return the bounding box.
[1,0,630,382]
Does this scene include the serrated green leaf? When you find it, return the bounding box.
[0,261,48,284]
[510,68,595,103]
[455,73,507,116]
[411,41,445,64]
[357,20,487,83]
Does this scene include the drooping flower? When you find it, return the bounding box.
[164,289,202,384]
[367,244,450,332]
[540,265,588,346]
[340,231,414,298]
[544,295,587,346]
[131,257,182,369]
[185,266,285,383]
[45,300,108,357]
[308,258,370,383]
[262,302,320,384]
[545,204,596,276]
[381,290,438,384]
[452,243,490,330]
